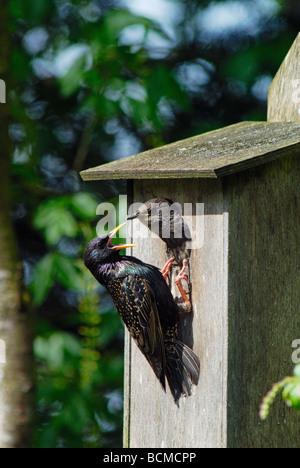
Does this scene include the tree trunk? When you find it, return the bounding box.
[0,0,35,448]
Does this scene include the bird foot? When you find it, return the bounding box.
[175,259,191,312]
[161,257,176,280]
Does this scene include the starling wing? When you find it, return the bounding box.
[110,274,167,391]
[109,273,200,402]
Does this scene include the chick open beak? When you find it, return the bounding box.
[109,222,136,250]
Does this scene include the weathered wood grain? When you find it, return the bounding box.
[122,34,300,448]
[80,122,300,181]
[226,155,300,447]
[124,154,300,448]
[268,33,300,122]
[125,179,227,448]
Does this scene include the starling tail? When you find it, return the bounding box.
[165,340,200,402]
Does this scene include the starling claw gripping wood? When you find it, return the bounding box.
[83,223,200,403]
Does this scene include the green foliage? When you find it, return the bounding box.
[31,252,84,304]
[33,194,97,246]
[34,324,123,448]
[34,203,78,245]
[260,364,300,420]
[29,188,124,446]
[32,231,124,447]
[9,0,54,25]
[51,6,187,135]
[282,365,300,411]
[71,192,99,220]
[31,253,58,305]
[31,193,98,304]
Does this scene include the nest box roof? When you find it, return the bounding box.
[80,121,300,180]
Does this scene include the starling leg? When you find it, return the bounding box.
[175,259,191,312]
[161,257,176,280]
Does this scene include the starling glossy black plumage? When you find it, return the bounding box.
[83,225,200,403]
[127,198,192,310]
[127,197,192,267]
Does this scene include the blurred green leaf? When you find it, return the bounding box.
[283,382,300,410]
[101,9,169,41]
[282,364,300,410]
[55,256,84,291]
[31,252,56,305]
[59,48,92,97]
[70,193,98,220]
[221,48,259,85]
[34,199,78,245]
[9,0,54,23]
[260,364,300,419]
[294,364,300,379]
[34,332,82,370]
[31,254,84,304]
[11,49,31,81]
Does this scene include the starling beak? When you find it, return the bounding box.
[84,224,200,403]
[108,222,136,250]
[127,198,192,311]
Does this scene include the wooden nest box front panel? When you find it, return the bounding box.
[81,34,300,448]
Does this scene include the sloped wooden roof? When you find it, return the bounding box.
[80,121,300,180]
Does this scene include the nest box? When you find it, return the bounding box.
[81,34,300,448]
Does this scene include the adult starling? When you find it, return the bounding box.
[83,223,200,403]
[127,198,192,310]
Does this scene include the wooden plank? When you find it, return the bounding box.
[124,178,228,448]
[121,33,300,448]
[268,33,300,122]
[226,155,300,447]
[221,32,300,448]
[123,181,133,449]
[80,122,300,181]
[123,157,300,448]
[225,32,300,447]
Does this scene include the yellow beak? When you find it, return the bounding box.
[109,222,136,250]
